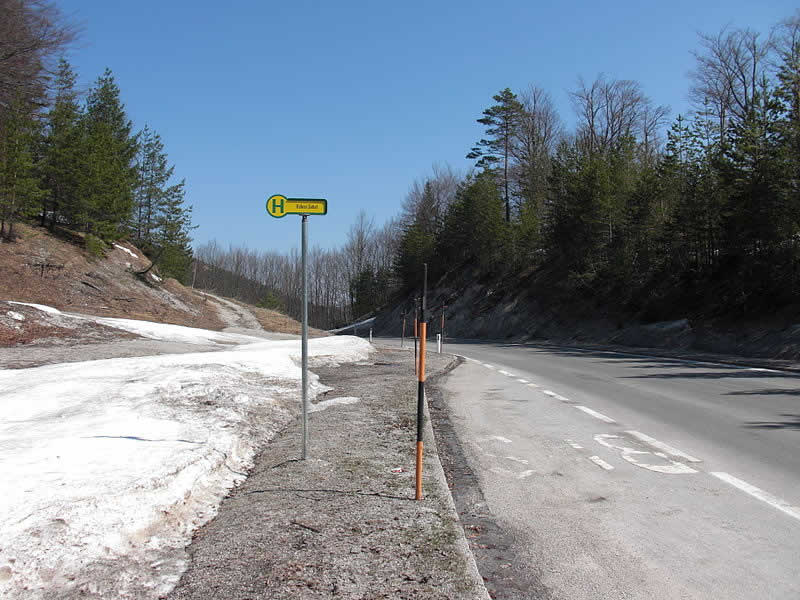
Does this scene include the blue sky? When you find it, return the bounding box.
[59,0,797,253]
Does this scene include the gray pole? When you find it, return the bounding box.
[301,214,309,460]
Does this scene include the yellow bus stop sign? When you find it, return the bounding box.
[266,195,327,218]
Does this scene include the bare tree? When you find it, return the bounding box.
[344,210,375,280]
[512,85,563,209]
[571,75,667,159]
[689,26,773,138]
[400,163,461,232]
[0,0,78,111]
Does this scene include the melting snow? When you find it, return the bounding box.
[0,311,373,598]
[8,301,62,315]
[309,396,361,412]
[113,244,139,259]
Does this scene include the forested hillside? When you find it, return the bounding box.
[205,12,800,337]
[0,1,194,281]
[395,14,800,326]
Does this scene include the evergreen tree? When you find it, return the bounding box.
[0,96,45,239]
[467,88,524,222]
[438,172,508,273]
[81,68,138,239]
[133,125,177,248]
[395,223,436,290]
[41,58,84,230]
[152,178,194,281]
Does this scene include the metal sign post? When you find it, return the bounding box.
[267,194,327,460]
[301,214,308,460]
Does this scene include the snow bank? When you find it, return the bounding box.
[0,332,372,598]
[81,315,266,346]
[8,301,62,315]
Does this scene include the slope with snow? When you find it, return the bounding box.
[0,308,372,599]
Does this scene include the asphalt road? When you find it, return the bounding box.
[381,338,800,599]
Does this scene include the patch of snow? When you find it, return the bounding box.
[309,396,360,413]
[7,301,62,315]
[0,333,372,598]
[7,311,25,321]
[150,273,163,282]
[113,244,139,259]
[75,315,266,346]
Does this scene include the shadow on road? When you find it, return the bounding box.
[744,413,800,430]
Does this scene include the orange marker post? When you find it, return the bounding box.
[415,264,428,501]
[416,321,427,500]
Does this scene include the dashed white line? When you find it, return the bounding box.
[542,390,571,402]
[516,378,529,384]
[589,456,615,471]
[575,406,617,424]
[711,472,800,522]
[483,363,495,369]
[566,439,584,450]
[498,370,515,377]
[626,430,701,463]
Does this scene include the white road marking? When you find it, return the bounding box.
[542,390,571,402]
[711,472,800,522]
[516,378,529,384]
[594,434,697,474]
[625,430,702,463]
[589,456,615,471]
[498,370,515,377]
[527,383,540,389]
[483,363,495,369]
[517,469,535,479]
[575,406,617,424]
[566,439,584,450]
[504,456,530,465]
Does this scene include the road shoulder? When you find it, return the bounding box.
[167,347,488,599]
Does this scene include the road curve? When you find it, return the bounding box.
[417,339,800,599]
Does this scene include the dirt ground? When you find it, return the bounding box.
[166,348,488,600]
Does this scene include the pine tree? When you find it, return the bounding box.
[133,125,174,248]
[438,172,508,273]
[81,69,138,239]
[0,96,45,239]
[152,179,195,281]
[467,88,524,222]
[41,59,84,230]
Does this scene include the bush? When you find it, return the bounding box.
[85,234,107,259]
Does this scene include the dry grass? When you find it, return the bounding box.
[0,223,219,327]
[231,299,330,337]
[0,223,312,346]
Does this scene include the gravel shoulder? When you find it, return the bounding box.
[166,347,488,600]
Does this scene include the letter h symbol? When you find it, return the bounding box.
[272,197,285,215]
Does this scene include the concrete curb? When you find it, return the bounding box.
[423,357,491,600]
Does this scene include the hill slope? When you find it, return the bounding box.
[0,224,318,346]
